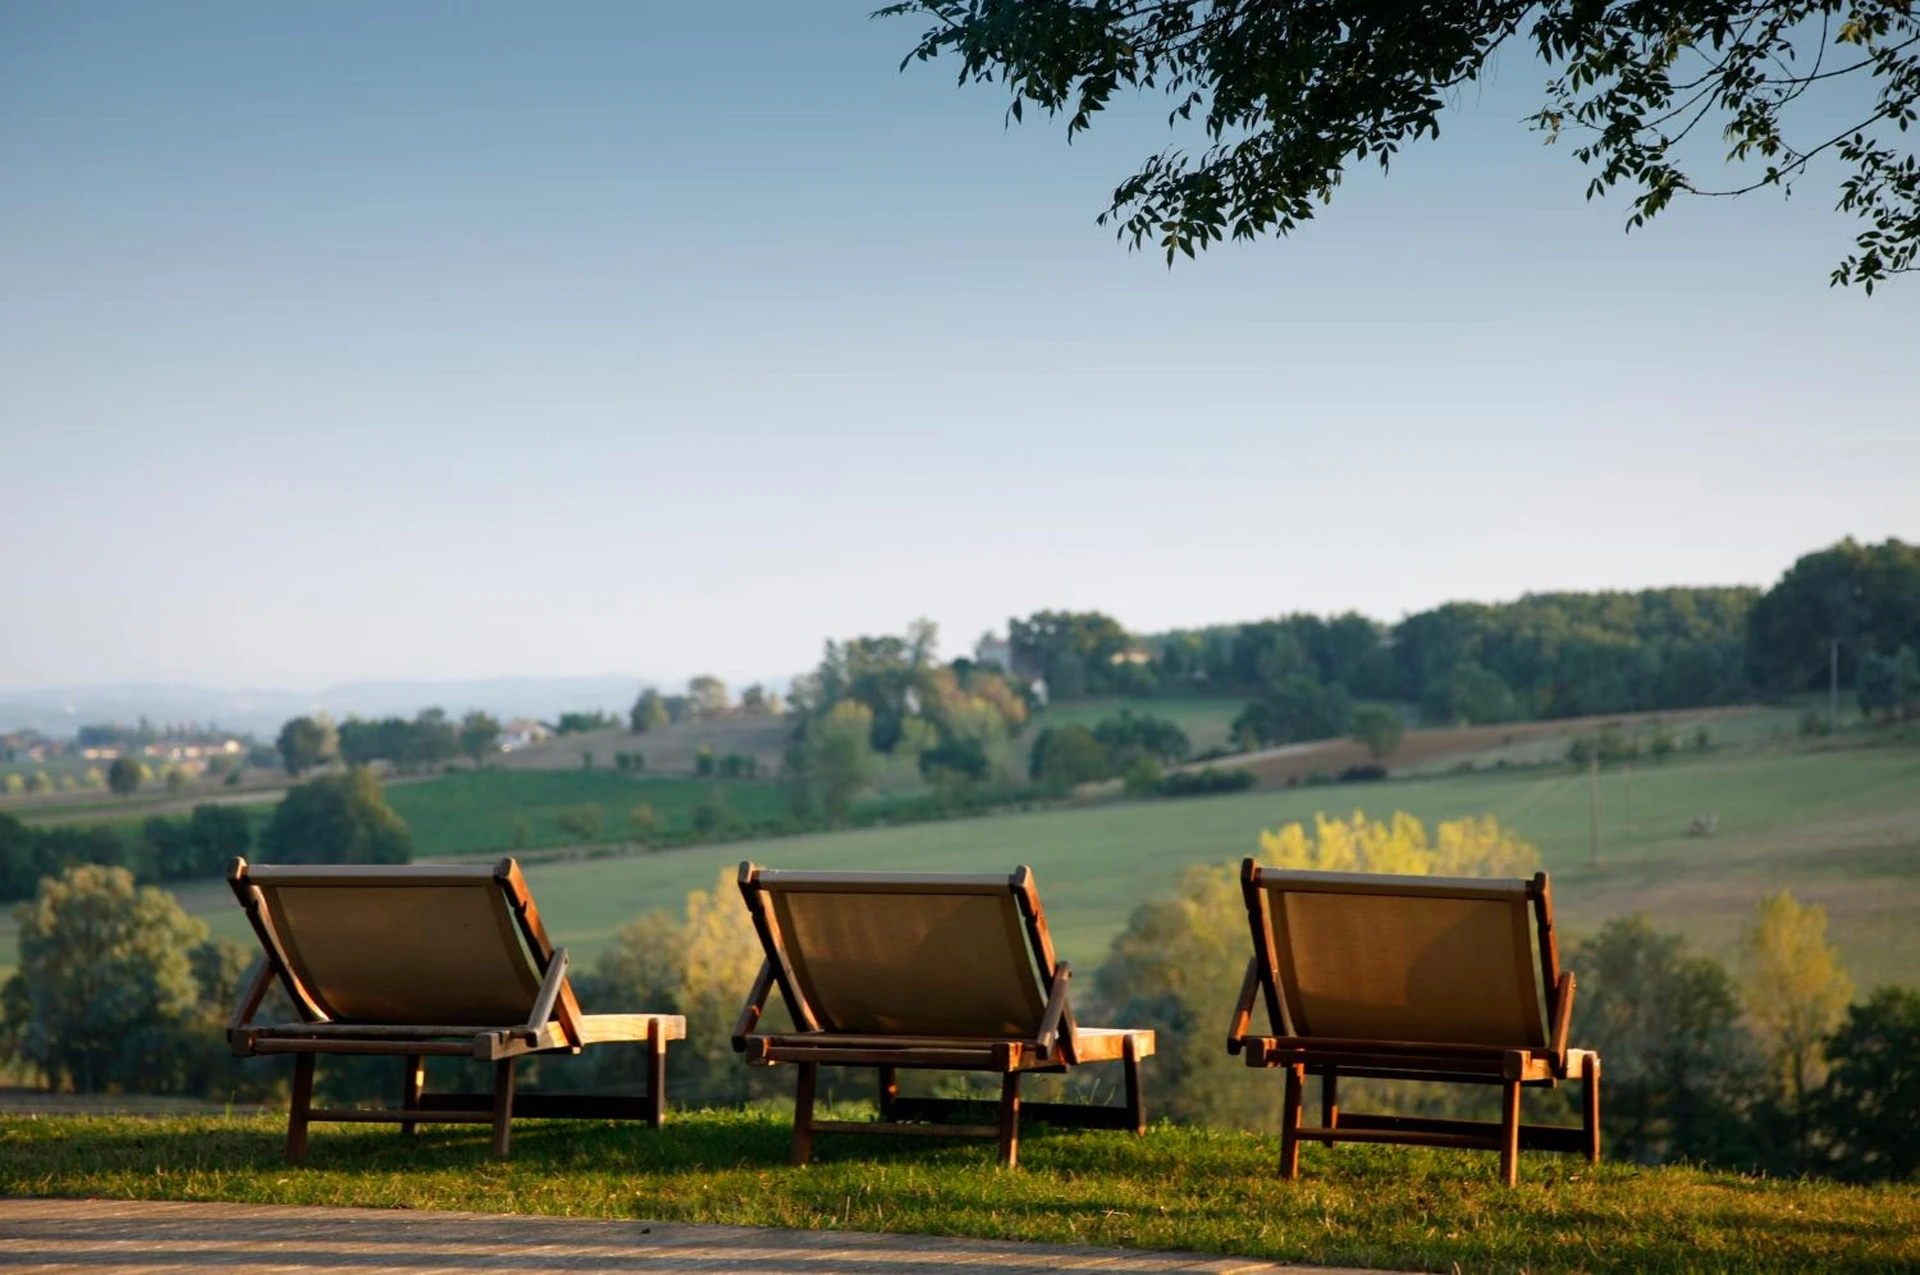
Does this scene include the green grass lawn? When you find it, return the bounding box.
[380,770,790,858]
[1,1111,1912,1271]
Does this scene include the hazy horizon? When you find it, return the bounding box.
[5,1,1915,694]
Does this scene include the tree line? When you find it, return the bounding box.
[0,769,415,903]
[1000,538,1920,749]
[276,709,503,777]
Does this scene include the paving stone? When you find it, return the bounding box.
[0,1198,1390,1274]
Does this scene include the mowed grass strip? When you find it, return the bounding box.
[1,1112,1913,1272]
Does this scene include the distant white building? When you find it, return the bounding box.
[500,718,554,752]
[974,633,1013,671]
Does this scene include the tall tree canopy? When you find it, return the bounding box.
[881,1,1920,288]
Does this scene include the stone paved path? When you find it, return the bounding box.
[0,1199,1388,1274]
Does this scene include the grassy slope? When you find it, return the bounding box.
[5,744,1916,991]
[1,1112,1914,1272]
[381,771,788,858]
[1017,695,1246,757]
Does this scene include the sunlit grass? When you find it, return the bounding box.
[2,1110,1914,1271]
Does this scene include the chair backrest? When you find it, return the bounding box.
[737,864,1060,1040]
[228,858,556,1027]
[1242,862,1556,1049]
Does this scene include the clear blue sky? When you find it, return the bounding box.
[3,1,1915,692]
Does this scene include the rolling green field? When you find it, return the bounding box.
[381,770,790,858]
[3,1111,1915,1272]
[51,741,1914,996]
[1016,695,1246,755]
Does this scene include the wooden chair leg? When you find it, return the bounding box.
[1122,1034,1146,1136]
[400,1054,424,1138]
[1498,1077,1522,1187]
[1321,1068,1339,1139]
[1583,1056,1602,1165]
[491,1059,516,1159]
[286,1053,315,1163]
[1280,1064,1304,1180]
[790,1062,817,1166]
[645,1017,667,1129]
[876,1065,897,1122]
[997,1070,1023,1169]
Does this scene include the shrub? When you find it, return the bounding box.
[691,786,732,836]
[1121,754,1163,797]
[1337,763,1388,783]
[1029,724,1112,793]
[556,803,605,843]
[1156,767,1254,797]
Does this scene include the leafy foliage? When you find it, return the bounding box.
[337,709,460,772]
[258,767,413,865]
[883,1,1920,288]
[275,714,337,777]
[1155,766,1255,797]
[1255,810,1540,876]
[1348,705,1404,760]
[570,869,787,1107]
[1748,538,1920,691]
[0,865,257,1095]
[1744,889,1855,1166]
[1572,916,1769,1166]
[1818,986,1920,1181]
[106,756,143,797]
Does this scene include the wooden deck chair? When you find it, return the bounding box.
[732,862,1154,1168]
[1227,861,1600,1186]
[226,856,685,1161]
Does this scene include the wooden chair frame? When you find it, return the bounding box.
[733,862,1152,1168]
[227,856,684,1161]
[1227,860,1601,1186]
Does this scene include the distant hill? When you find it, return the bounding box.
[0,676,674,739]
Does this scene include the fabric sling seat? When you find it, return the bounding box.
[1227,860,1601,1186]
[732,862,1155,1167]
[226,856,685,1161]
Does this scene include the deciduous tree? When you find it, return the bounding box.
[1744,890,1855,1165]
[258,767,412,865]
[275,714,337,778]
[106,756,143,797]
[883,1,1920,288]
[459,710,502,765]
[1349,705,1405,761]
[0,865,204,1092]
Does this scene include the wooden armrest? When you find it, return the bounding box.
[520,947,569,1042]
[1036,961,1073,1059]
[731,957,776,1051]
[1227,955,1260,1055]
[227,956,276,1032]
[1549,970,1575,1072]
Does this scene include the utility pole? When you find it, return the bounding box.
[1588,752,1600,868]
[1830,638,1840,732]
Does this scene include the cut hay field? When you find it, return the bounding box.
[1202,704,1796,786]
[32,742,1913,997]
